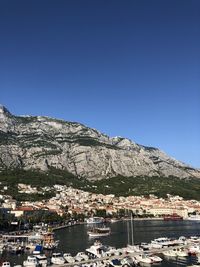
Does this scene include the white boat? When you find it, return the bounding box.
[135,254,153,264]
[74,252,84,262]
[1,263,11,267]
[63,253,75,263]
[23,256,38,267]
[86,217,104,224]
[149,255,162,263]
[85,240,105,258]
[151,237,173,247]
[105,246,118,257]
[0,243,5,253]
[35,255,48,267]
[110,218,120,223]
[188,236,200,243]
[187,215,200,221]
[121,256,135,267]
[163,250,177,257]
[188,245,200,255]
[75,252,89,261]
[51,253,65,265]
[140,242,151,250]
[88,227,111,238]
[175,248,188,257]
[126,244,142,253]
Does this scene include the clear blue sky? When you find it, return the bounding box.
[0,0,199,168]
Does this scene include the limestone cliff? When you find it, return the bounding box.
[0,105,199,180]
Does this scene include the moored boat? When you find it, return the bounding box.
[63,253,75,263]
[23,256,38,267]
[1,263,11,267]
[42,232,58,250]
[35,255,48,267]
[86,217,104,224]
[163,214,183,221]
[51,253,65,265]
[85,240,106,258]
[162,249,177,257]
[87,227,111,238]
[187,215,200,221]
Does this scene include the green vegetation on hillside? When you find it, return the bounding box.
[0,169,200,201]
[91,175,200,200]
[0,168,87,201]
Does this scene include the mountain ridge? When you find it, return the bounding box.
[0,105,199,181]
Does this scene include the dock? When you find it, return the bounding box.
[51,244,192,267]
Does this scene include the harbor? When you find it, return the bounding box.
[1,219,200,266]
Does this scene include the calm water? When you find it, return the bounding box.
[2,219,200,266]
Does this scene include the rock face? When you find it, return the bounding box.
[0,105,199,181]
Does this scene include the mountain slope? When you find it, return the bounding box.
[0,105,199,181]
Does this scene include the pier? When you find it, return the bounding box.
[51,244,192,267]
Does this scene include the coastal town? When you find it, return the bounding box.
[1,183,200,225]
[1,184,200,267]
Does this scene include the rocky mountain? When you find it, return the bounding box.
[0,105,199,181]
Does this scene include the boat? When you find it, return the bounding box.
[51,253,65,265]
[108,259,123,267]
[163,214,183,221]
[42,232,59,250]
[1,263,11,267]
[63,253,75,263]
[188,245,200,255]
[35,255,48,267]
[187,215,200,221]
[85,240,106,258]
[151,237,173,247]
[121,256,135,267]
[149,255,162,263]
[86,217,104,224]
[74,252,89,262]
[33,245,43,255]
[189,236,200,243]
[0,244,4,253]
[126,244,142,253]
[10,245,25,254]
[87,227,111,238]
[162,249,177,257]
[175,247,188,257]
[110,218,121,223]
[23,256,39,267]
[134,254,153,264]
[104,246,118,257]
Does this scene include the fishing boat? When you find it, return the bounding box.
[87,227,111,238]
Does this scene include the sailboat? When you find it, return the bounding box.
[126,212,140,253]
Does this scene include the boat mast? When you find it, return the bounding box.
[127,209,130,245]
[131,212,134,245]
